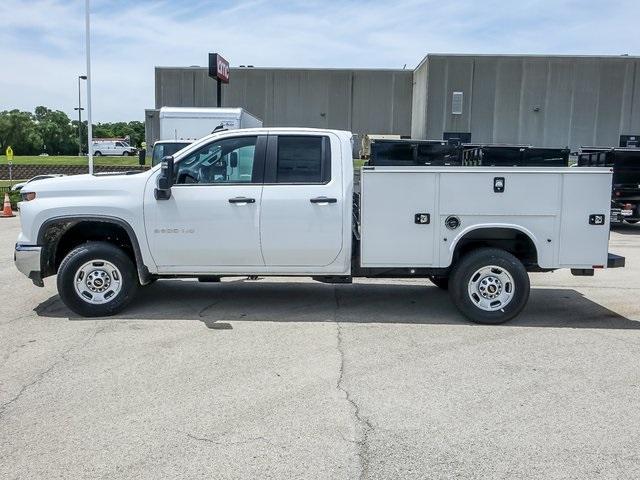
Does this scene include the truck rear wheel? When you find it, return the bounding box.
[57,242,139,317]
[449,248,529,324]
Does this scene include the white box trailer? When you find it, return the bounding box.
[158,107,262,141]
[152,107,264,165]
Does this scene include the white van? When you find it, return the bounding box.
[92,140,137,156]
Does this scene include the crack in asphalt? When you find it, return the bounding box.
[0,311,37,328]
[333,286,374,480]
[185,432,271,446]
[198,299,223,318]
[181,430,288,451]
[0,323,106,419]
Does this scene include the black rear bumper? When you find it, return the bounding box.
[608,253,625,268]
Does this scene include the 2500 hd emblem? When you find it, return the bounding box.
[154,228,195,234]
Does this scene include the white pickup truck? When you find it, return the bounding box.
[14,128,624,324]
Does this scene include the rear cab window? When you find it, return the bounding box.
[266,135,331,184]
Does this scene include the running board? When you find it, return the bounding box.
[312,276,353,284]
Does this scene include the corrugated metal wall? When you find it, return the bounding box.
[412,54,640,149]
[154,67,413,137]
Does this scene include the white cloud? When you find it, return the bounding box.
[1,0,639,122]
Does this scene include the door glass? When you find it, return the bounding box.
[175,136,258,184]
[276,136,329,183]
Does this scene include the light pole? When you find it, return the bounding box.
[74,75,87,156]
[85,0,94,174]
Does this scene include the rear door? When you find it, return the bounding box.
[260,134,343,267]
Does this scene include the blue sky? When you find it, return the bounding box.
[1,0,639,122]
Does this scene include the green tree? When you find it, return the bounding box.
[34,106,77,155]
[0,109,42,155]
[0,107,144,156]
[70,120,88,153]
[93,120,145,147]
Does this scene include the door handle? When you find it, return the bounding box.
[228,197,256,204]
[310,197,337,204]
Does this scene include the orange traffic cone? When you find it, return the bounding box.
[1,192,15,218]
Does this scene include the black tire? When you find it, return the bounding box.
[428,275,449,290]
[122,151,130,156]
[57,241,139,317]
[625,219,639,224]
[94,151,102,156]
[449,248,530,325]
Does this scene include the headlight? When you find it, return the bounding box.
[21,192,36,202]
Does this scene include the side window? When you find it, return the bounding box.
[276,136,330,183]
[174,136,259,185]
[116,142,124,147]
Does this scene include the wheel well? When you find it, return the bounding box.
[40,220,137,277]
[452,228,538,268]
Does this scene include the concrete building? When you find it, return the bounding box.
[147,54,640,151]
[413,54,640,149]
[146,67,413,149]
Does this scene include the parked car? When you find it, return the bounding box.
[92,140,137,156]
[14,128,624,324]
[11,174,66,192]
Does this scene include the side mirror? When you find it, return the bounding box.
[155,156,174,200]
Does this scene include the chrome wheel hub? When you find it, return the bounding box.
[467,265,515,312]
[74,260,122,305]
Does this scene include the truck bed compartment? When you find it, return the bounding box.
[359,166,613,270]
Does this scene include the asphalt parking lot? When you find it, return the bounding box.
[1,216,639,479]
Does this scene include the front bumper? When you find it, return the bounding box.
[14,244,44,286]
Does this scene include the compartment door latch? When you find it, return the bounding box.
[414,213,431,225]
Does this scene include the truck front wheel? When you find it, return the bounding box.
[57,242,139,317]
[449,248,530,324]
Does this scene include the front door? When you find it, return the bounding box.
[260,134,343,267]
[144,135,266,271]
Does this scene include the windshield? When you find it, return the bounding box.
[152,142,192,166]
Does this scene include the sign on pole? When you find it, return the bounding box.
[208,53,230,83]
[209,53,229,107]
[6,146,13,162]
